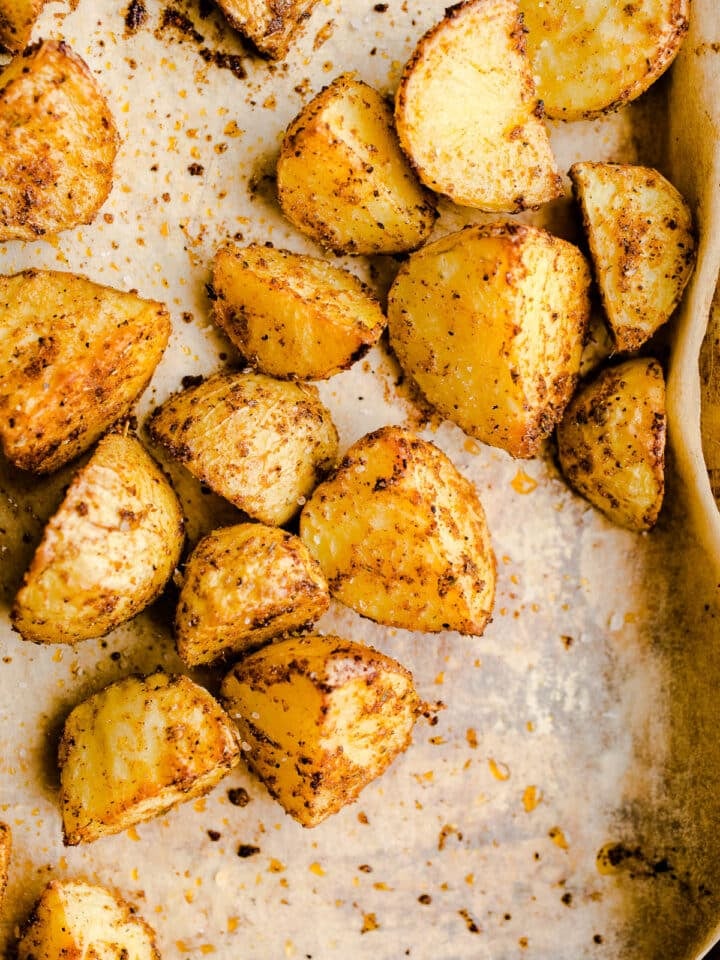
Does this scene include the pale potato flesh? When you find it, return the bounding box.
[17,879,160,960]
[212,243,387,380]
[570,161,696,352]
[0,0,45,52]
[277,73,437,254]
[221,634,421,826]
[0,822,10,907]
[0,40,118,241]
[395,0,562,212]
[12,431,184,645]
[300,425,496,634]
[387,222,591,458]
[59,672,241,845]
[213,0,319,58]
[0,269,171,473]
[175,522,330,666]
[557,357,666,531]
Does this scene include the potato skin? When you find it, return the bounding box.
[388,222,591,458]
[0,269,171,473]
[221,634,421,827]
[0,822,10,907]
[0,0,45,53]
[148,370,338,526]
[175,522,330,666]
[557,358,666,531]
[300,425,496,634]
[211,243,387,381]
[59,672,241,845]
[12,430,184,645]
[213,0,319,58]
[0,40,118,241]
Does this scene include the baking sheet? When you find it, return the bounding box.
[1,2,720,958]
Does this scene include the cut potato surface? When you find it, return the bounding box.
[520,0,690,120]
[12,430,184,645]
[570,161,696,352]
[395,0,562,212]
[221,634,421,826]
[213,0,319,58]
[212,243,387,380]
[59,672,241,845]
[0,40,118,241]
[388,222,591,458]
[0,0,45,52]
[300,425,496,634]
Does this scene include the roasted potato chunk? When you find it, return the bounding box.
[0,0,45,53]
[557,358,666,531]
[300,426,496,634]
[395,0,562,212]
[211,243,387,380]
[12,430,184,645]
[520,0,689,120]
[213,0,319,59]
[59,672,241,845]
[148,370,338,526]
[277,73,437,255]
[0,40,118,241]
[0,822,10,906]
[176,522,330,666]
[17,879,160,960]
[221,634,421,826]
[570,161,696,353]
[387,222,591,458]
[0,269,171,474]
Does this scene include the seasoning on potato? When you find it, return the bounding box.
[211,242,387,380]
[394,0,562,212]
[277,73,437,255]
[556,357,666,531]
[0,39,118,241]
[12,429,184,645]
[148,370,338,526]
[570,161,696,353]
[0,0,45,52]
[59,672,241,845]
[387,222,591,458]
[175,522,330,666]
[0,269,171,474]
[221,633,421,827]
[212,0,319,59]
[17,879,160,960]
[300,425,496,634]
[0,822,10,907]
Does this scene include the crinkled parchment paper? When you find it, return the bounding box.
[1,2,720,959]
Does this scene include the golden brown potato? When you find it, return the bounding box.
[557,357,666,531]
[520,0,689,121]
[211,243,387,381]
[300,426,495,634]
[221,634,421,827]
[277,73,437,255]
[0,0,45,53]
[12,430,184,645]
[0,269,171,474]
[387,222,591,458]
[0,40,118,241]
[17,879,160,960]
[175,522,330,666]
[0,822,10,906]
[59,672,241,845]
[213,0,319,59]
[147,370,338,526]
[570,161,696,353]
[394,0,562,212]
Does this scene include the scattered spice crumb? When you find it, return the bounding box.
[418,893,431,905]
[549,826,569,850]
[466,727,478,748]
[227,787,250,807]
[207,829,221,841]
[458,908,481,933]
[237,844,260,858]
[361,912,379,933]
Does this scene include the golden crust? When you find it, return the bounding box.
[0,0,45,53]
[214,0,319,58]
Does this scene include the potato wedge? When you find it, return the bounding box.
[12,430,184,645]
[520,0,689,121]
[570,161,696,353]
[0,269,171,474]
[211,243,386,380]
[0,40,118,241]
[59,672,241,845]
[387,222,591,458]
[213,0,319,59]
[300,425,495,634]
[221,634,421,826]
[17,879,160,960]
[394,0,562,212]
[556,357,666,531]
[176,522,330,666]
[0,822,10,906]
[0,0,45,53]
[277,73,437,255]
[147,370,338,526]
